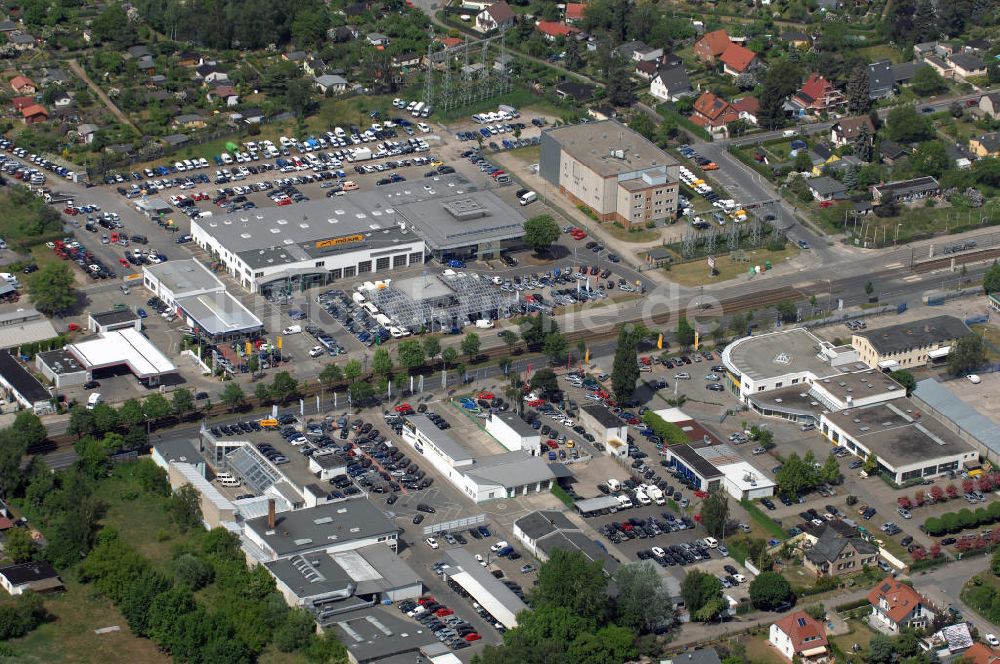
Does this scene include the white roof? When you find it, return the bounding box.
[654,407,692,422]
[67,328,176,378]
[171,461,233,514]
[718,461,776,491]
[927,346,951,359]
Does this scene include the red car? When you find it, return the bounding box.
[118,258,130,267]
[464,633,482,642]
[435,608,454,617]
[63,207,78,215]
[546,439,558,450]
[276,198,293,206]
[394,403,414,414]
[693,490,707,499]
[526,399,544,407]
[417,596,435,605]
[477,391,495,400]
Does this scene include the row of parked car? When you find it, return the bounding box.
[318,289,397,346]
[1,139,77,182]
[398,596,481,650]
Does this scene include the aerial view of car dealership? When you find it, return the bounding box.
[0,0,999,663]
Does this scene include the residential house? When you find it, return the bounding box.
[366,32,389,47]
[831,116,875,147]
[8,33,37,50]
[868,59,926,99]
[923,55,953,79]
[149,74,168,87]
[872,176,940,205]
[616,40,662,62]
[770,611,828,661]
[731,97,760,124]
[806,176,848,202]
[391,53,421,69]
[194,64,228,84]
[76,123,98,144]
[0,561,63,596]
[20,104,47,124]
[969,133,1000,158]
[554,80,593,102]
[536,21,577,41]
[9,75,36,95]
[867,577,936,633]
[791,73,845,114]
[720,44,758,77]
[177,50,201,67]
[126,45,152,59]
[782,30,812,49]
[649,64,692,102]
[303,58,326,77]
[635,60,658,80]
[436,36,463,49]
[314,74,348,94]
[0,20,17,33]
[803,522,878,575]
[135,55,156,73]
[241,108,265,124]
[694,29,731,63]
[208,85,239,107]
[476,1,515,33]
[174,114,207,130]
[950,52,986,79]
[964,643,1000,664]
[51,91,73,108]
[879,140,908,165]
[691,92,739,128]
[40,67,68,86]
[913,41,937,59]
[564,2,586,24]
[283,50,307,62]
[10,96,33,111]
[980,92,1000,120]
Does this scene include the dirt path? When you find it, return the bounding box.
[67,58,141,135]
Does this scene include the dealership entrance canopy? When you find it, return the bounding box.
[66,328,177,385]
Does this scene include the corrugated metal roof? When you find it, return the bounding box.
[913,378,1000,456]
[0,318,57,349]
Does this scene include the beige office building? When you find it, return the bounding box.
[539,120,679,228]
[851,315,971,370]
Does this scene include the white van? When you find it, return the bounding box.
[281,325,302,335]
[607,478,621,492]
[616,494,633,509]
[519,191,537,206]
[475,319,495,329]
[220,152,233,165]
[635,490,651,506]
[86,392,103,410]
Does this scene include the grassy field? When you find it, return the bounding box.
[856,44,906,63]
[814,202,1000,245]
[92,465,177,565]
[6,577,170,664]
[604,224,661,243]
[970,324,1000,360]
[505,144,541,167]
[830,618,877,656]
[743,631,784,664]
[663,245,800,287]
[741,499,789,539]
[435,87,571,123]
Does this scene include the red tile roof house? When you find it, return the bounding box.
[9,74,35,95]
[769,611,829,661]
[694,29,732,63]
[535,21,578,41]
[731,96,760,124]
[20,104,47,124]
[868,577,937,634]
[691,91,740,128]
[791,73,846,114]
[564,2,586,24]
[11,95,34,111]
[720,43,758,77]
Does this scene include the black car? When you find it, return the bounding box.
[416,503,436,513]
[83,380,100,390]
[412,514,424,525]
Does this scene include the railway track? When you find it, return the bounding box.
[912,247,1000,274]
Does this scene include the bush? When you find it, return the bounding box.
[642,411,688,446]
[924,517,944,536]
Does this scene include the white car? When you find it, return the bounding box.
[424,537,439,549]
[475,553,487,566]
[733,574,746,584]
[309,346,325,357]
[490,540,509,553]
[417,122,430,133]
[651,546,665,558]
[967,374,982,384]
[986,634,1000,648]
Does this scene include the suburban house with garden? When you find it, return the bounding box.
[769,611,828,661]
[868,577,936,634]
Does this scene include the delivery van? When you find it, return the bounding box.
[87,392,103,409]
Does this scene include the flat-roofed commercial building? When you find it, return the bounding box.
[143,259,263,340]
[190,174,526,295]
[442,548,528,629]
[820,397,978,483]
[484,411,541,454]
[539,119,679,228]
[851,315,971,371]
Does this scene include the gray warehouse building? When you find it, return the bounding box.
[191,174,527,295]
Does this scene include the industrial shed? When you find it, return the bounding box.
[442,548,528,629]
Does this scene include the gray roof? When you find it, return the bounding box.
[671,444,724,479]
[489,411,536,437]
[574,495,621,513]
[315,74,348,87]
[879,140,908,160]
[194,174,525,263]
[582,404,622,428]
[153,438,201,465]
[163,133,190,146]
[808,175,847,196]
[543,119,678,178]
[405,414,473,462]
[975,133,1000,153]
[514,510,578,540]
[873,176,940,199]
[724,328,853,381]
[913,378,1000,457]
[662,649,723,664]
[950,52,985,72]
[8,33,34,44]
[90,308,138,326]
[854,315,970,356]
[805,523,877,564]
[0,315,57,349]
[0,349,49,403]
[145,259,221,295]
[824,397,976,468]
[331,607,438,663]
[443,548,529,612]
[244,498,397,557]
[654,63,691,93]
[536,529,620,574]
[175,291,263,337]
[265,543,420,601]
[465,451,555,488]
[175,114,205,124]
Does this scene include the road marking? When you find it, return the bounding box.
[902,275,923,282]
[883,262,903,270]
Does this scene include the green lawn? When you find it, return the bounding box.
[506,144,541,167]
[5,577,170,664]
[663,245,800,287]
[92,464,178,565]
[856,44,906,63]
[830,618,877,656]
[604,224,661,243]
[814,201,1000,245]
[741,499,788,539]
[435,87,574,123]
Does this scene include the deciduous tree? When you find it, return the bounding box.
[523,215,560,253]
[748,570,792,610]
[27,263,77,315]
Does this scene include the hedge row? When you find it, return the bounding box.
[924,502,1000,536]
[641,411,689,446]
